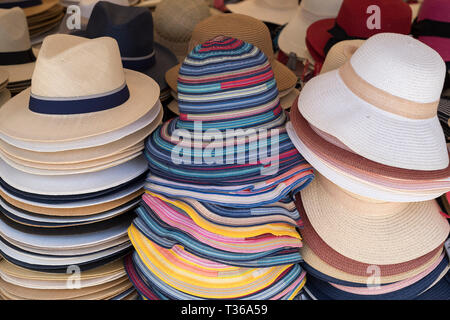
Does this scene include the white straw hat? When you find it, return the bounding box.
[0,34,160,144]
[298,33,448,171]
[0,8,38,83]
[300,173,450,265]
[278,0,343,60]
[227,0,297,25]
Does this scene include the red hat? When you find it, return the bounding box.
[306,0,412,65]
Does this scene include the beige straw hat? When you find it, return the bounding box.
[165,13,297,99]
[0,7,38,83]
[227,0,297,25]
[320,39,365,74]
[300,173,450,265]
[153,0,212,62]
[0,34,160,143]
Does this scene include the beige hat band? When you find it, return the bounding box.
[339,62,439,120]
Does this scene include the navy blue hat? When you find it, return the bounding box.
[73,1,178,92]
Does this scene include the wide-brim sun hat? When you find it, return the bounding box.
[0,34,160,144]
[299,173,450,265]
[165,13,297,95]
[298,33,448,171]
[278,0,343,61]
[226,0,297,25]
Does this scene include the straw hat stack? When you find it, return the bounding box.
[0,34,163,299]
[0,0,65,40]
[125,36,315,299]
[72,2,178,103]
[0,7,39,95]
[153,0,212,63]
[287,34,450,300]
[165,13,299,115]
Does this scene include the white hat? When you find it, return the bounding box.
[278,0,343,60]
[298,33,448,171]
[226,0,297,25]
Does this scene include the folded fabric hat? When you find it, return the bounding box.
[226,0,297,26]
[298,33,448,171]
[0,7,38,91]
[125,236,306,299]
[73,1,177,93]
[153,0,212,62]
[278,0,343,62]
[0,34,160,145]
[146,36,314,206]
[306,0,412,66]
[165,13,298,113]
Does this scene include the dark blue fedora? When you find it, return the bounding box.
[73,1,178,93]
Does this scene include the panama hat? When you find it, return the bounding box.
[153,0,211,62]
[411,0,450,74]
[165,14,297,99]
[306,0,412,65]
[74,2,177,93]
[226,0,297,25]
[0,34,160,144]
[300,173,450,265]
[0,8,38,84]
[278,0,343,62]
[298,33,448,171]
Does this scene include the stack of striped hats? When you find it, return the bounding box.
[125,36,315,299]
[0,34,162,299]
[287,34,450,300]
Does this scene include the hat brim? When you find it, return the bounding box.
[278,7,321,60]
[0,154,147,196]
[0,90,11,107]
[298,68,449,170]
[166,59,297,95]
[0,108,162,164]
[299,173,450,265]
[0,69,160,144]
[226,0,297,25]
[305,18,335,64]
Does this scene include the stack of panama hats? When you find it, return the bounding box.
[278,0,343,64]
[306,0,412,69]
[125,36,315,300]
[287,33,450,299]
[0,34,163,299]
[226,0,297,26]
[73,2,178,103]
[153,0,212,62]
[0,7,38,95]
[0,69,10,107]
[0,0,65,41]
[165,13,299,115]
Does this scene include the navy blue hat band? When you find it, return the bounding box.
[28,83,130,115]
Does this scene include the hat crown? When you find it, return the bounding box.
[0,8,31,52]
[154,0,210,42]
[85,2,154,58]
[31,34,126,98]
[79,0,129,19]
[418,0,450,23]
[301,0,343,16]
[188,14,274,60]
[336,0,411,38]
[350,33,445,103]
[178,36,281,122]
[262,0,297,9]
